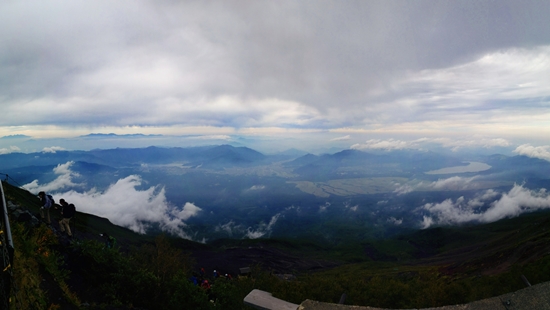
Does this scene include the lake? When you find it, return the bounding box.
[425,161,492,175]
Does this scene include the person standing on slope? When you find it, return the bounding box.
[38,191,52,224]
[58,199,75,237]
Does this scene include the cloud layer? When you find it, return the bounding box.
[0,1,549,148]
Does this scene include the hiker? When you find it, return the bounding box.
[190,273,199,286]
[58,199,75,237]
[200,279,211,290]
[38,191,52,224]
[100,233,116,249]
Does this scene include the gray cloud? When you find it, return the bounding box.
[1,1,549,146]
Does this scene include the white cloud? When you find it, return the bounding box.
[467,189,500,208]
[55,175,201,239]
[513,144,550,162]
[53,161,78,176]
[351,139,416,151]
[387,217,403,225]
[330,135,351,141]
[422,197,481,227]
[0,146,20,154]
[394,184,415,195]
[351,137,511,153]
[22,161,82,194]
[482,185,550,223]
[21,161,201,239]
[319,202,331,212]
[421,184,550,228]
[245,213,281,239]
[249,185,265,191]
[42,146,65,153]
[392,176,485,195]
[214,213,282,239]
[420,216,434,229]
[430,176,479,191]
[215,220,241,237]
[431,137,511,151]
[190,135,232,140]
[173,202,202,221]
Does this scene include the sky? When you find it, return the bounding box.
[1,0,550,155]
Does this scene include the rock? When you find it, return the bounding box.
[7,201,19,211]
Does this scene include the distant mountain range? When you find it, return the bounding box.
[0,145,268,170]
[1,144,550,244]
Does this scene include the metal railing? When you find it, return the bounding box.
[0,180,15,309]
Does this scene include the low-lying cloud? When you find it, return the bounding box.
[351,139,417,151]
[330,135,351,141]
[430,176,479,191]
[393,176,480,195]
[23,161,83,194]
[21,161,202,239]
[42,146,65,153]
[0,146,20,155]
[421,184,550,228]
[351,137,511,152]
[215,213,281,239]
[246,213,280,239]
[514,144,550,162]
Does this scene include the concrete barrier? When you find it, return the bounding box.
[246,281,550,310]
[244,289,299,310]
[297,281,550,309]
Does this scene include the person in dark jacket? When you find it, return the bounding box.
[38,191,52,224]
[58,199,75,237]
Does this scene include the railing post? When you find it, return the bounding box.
[0,181,15,309]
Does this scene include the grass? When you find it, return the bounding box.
[11,223,81,309]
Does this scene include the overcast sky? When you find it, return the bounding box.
[1,0,549,154]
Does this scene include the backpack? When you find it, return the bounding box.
[66,204,76,218]
[47,194,55,205]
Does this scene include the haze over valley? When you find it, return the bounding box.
[3,142,550,244]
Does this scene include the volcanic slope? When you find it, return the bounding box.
[5,180,550,309]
